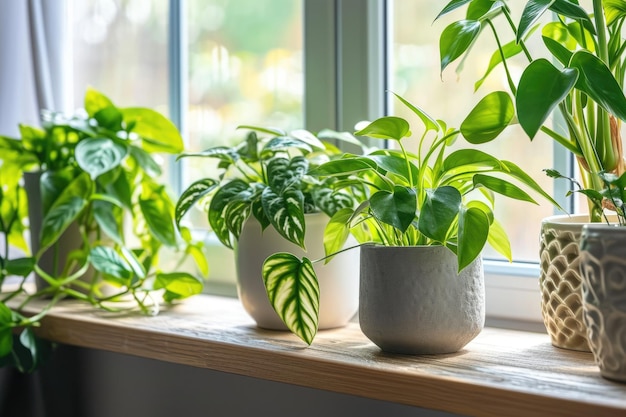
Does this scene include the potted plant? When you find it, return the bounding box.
[435,0,626,351]
[263,93,560,350]
[0,87,206,370]
[175,126,367,334]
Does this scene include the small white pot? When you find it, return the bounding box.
[235,213,359,330]
[359,244,484,355]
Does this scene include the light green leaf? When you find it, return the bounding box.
[461,91,514,144]
[393,93,439,132]
[457,206,490,272]
[129,145,162,177]
[439,20,482,74]
[262,253,319,345]
[418,186,462,242]
[120,246,146,279]
[443,149,502,172]
[75,137,128,179]
[187,244,209,277]
[90,246,133,282]
[121,107,183,154]
[473,174,537,203]
[84,87,115,117]
[474,40,525,91]
[93,200,123,245]
[354,116,411,142]
[323,208,353,261]
[139,197,178,248]
[487,218,512,261]
[604,0,626,25]
[516,59,578,139]
[155,272,204,302]
[0,303,13,358]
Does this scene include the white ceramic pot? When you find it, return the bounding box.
[580,224,626,382]
[539,214,591,351]
[359,244,484,355]
[235,213,359,330]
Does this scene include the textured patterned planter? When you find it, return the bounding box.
[235,213,359,330]
[359,244,484,355]
[539,214,591,351]
[580,224,626,383]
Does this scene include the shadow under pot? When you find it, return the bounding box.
[359,244,485,355]
[234,213,360,331]
[580,224,626,383]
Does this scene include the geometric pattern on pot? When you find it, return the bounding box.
[539,215,591,352]
[580,225,626,382]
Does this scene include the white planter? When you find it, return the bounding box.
[539,214,591,351]
[359,244,484,355]
[235,213,359,330]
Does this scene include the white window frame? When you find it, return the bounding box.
[165,0,575,330]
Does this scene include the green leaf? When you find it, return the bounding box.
[392,93,439,132]
[435,0,473,21]
[75,137,128,179]
[223,199,252,240]
[500,160,564,211]
[475,40,525,91]
[467,0,505,20]
[550,0,595,35]
[237,124,286,137]
[94,106,123,131]
[39,173,91,253]
[311,188,354,217]
[90,246,133,282]
[569,50,626,122]
[418,186,462,242]
[93,200,123,245]
[177,146,239,163]
[5,257,35,277]
[457,206,490,272]
[266,156,308,191]
[121,107,183,154]
[261,187,306,248]
[368,153,418,185]
[473,174,538,203]
[139,197,178,248]
[154,272,203,302]
[128,145,162,177]
[262,253,319,345]
[354,116,411,141]
[309,158,377,178]
[516,59,578,139]
[289,129,326,151]
[542,35,574,67]
[40,168,75,214]
[187,244,209,277]
[461,91,514,144]
[323,208,353,260]
[175,178,218,227]
[120,246,146,279]
[487,218,512,261]
[439,20,482,74]
[262,136,313,156]
[604,0,626,25]
[443,149,502,172]
[84,87,115,117]
[208,179,251,248]
[369,186,417,233]
[517,0,554,43]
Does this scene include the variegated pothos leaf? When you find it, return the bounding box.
[261,187,306,248]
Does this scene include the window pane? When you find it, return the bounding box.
[72,0,169,110]
[391,2,555,263]
[184,0,304,225]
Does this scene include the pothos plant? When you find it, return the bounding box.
[436,0,626,221]
[262,93,562,345]
[0,87,207,372]
[174,125,367,251]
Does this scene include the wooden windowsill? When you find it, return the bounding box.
[22,294,626,417]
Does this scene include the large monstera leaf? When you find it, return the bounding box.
[262,253,319,345]
[261,187,306,248]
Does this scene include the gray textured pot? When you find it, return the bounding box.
[359,244,484,355]
[580,224,626,383]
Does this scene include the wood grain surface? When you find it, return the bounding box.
[19,295,626,417]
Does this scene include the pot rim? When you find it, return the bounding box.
[542,213,620,226]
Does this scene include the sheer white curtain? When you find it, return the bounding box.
[0,0,71,136]
[0,2,71,416]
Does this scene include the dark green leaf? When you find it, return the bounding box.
[457,206,490,271]
[367,153,417,185]
[542,35,574,67]
[262,136,313,155]
[175,178,218,227]
[516,59,578,139]
[550,0,595,35]
[176,146,239,163]
[370,186,417,233]
[435,0,473,21]
[90,246,133,281]
[569,50,626,122]
[40,168,75,214]
[139,197,178,248]
[93,106,123,131]
[461,91,514,143]
[473,174,537,203]
[517,0,554,42]
[309,158,377,177]
[311,188,354,217]
[262,253,319,345]
[439,20,482,74]
[418,186,462,242]
[208,179,251,248]
[261,187,306,248]
[5,257,35,277]
[129,145,162,177]
[75,137,128,179]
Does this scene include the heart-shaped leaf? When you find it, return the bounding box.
[457,206,490,271]
[439,20,482,74]
[122,107,183,154]
[369,186,417,233]
[90,246,133,283]
[175,178,218,227]
[418,186,462,242]
[75,137,128,179]
[262,253,319,345]
[261,187,306,248]
[461,91,514,144]
[208,179,251,248]
[154,272,203,302]
[355,116,411,142]
[139,196,178,248]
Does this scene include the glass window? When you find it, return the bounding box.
[391,2,557,262]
